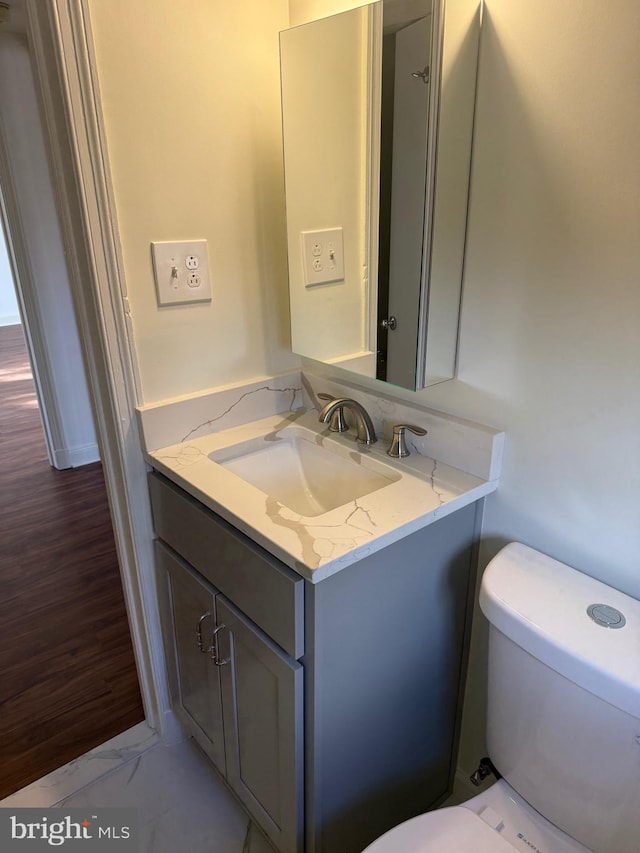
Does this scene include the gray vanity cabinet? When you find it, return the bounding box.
[150,470,481,853]
[157,543,226,772]
[217,597,303,852]
[152,474,304,853]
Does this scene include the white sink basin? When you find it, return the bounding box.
[210,428,400,517]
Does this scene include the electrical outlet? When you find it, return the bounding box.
[301,228,345,286]
[151,240,212,306]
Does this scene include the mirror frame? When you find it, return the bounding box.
[280,0,481,390]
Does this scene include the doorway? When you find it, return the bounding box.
[0,314,144,798]
[0,18,144,798]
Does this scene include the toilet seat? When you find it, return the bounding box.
[363,805,515,852]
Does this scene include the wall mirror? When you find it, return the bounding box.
[280,0,481,390]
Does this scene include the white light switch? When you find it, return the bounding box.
[151,239,212,306]
[301,228,345,286]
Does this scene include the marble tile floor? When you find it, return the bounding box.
[1,723,274,852]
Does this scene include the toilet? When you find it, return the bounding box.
[365,543,640,853]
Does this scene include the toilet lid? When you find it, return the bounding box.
[364,806,516,852]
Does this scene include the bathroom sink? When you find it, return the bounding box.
[209,428,400,517]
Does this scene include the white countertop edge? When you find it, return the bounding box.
[293,480,497,582]
[146,412,497,583]
[148,452,496,584]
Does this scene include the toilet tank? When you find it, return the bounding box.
[479,543,640,853]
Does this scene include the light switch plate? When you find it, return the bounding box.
[301,228,345,286]
[151,239,212,306]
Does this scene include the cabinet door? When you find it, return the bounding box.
[217,596,303,853]
[157,542,226,774]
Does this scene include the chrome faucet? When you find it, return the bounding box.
[318,397,377,445]
[386,424,427,458]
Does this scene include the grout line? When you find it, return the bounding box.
[1,723,160,809]
[50,739,162,808]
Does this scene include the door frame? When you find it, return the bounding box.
[0,116,60,468]
[25,0,175,739]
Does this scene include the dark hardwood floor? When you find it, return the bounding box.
[0,324,144,798]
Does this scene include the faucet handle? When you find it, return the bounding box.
[386,424,427,458]
[317,393,348,433]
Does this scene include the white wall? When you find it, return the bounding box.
[293,0,640,595]
[88,0,640,778]
[434,0,640,773]
[430,0,640,595]
[0,225,20,325]
[295,0,640,774]
[0,32,98,466]
[289,0,370,25]
[87,0,299,405]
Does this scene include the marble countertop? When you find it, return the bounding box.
[146,407,499,583]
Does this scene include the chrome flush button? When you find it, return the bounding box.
[587,603,626,628]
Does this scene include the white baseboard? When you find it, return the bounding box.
[0,313,21,326]
[52,442,100,469]
[158,708,186,746]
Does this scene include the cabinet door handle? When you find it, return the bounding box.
[211,624,230,667]
[196,612,213,653]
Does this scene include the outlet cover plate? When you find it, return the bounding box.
[301,228,344,286]
[151,239,212,305]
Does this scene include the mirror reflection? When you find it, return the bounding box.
[280,0,480,390]
[378,0,433,386]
